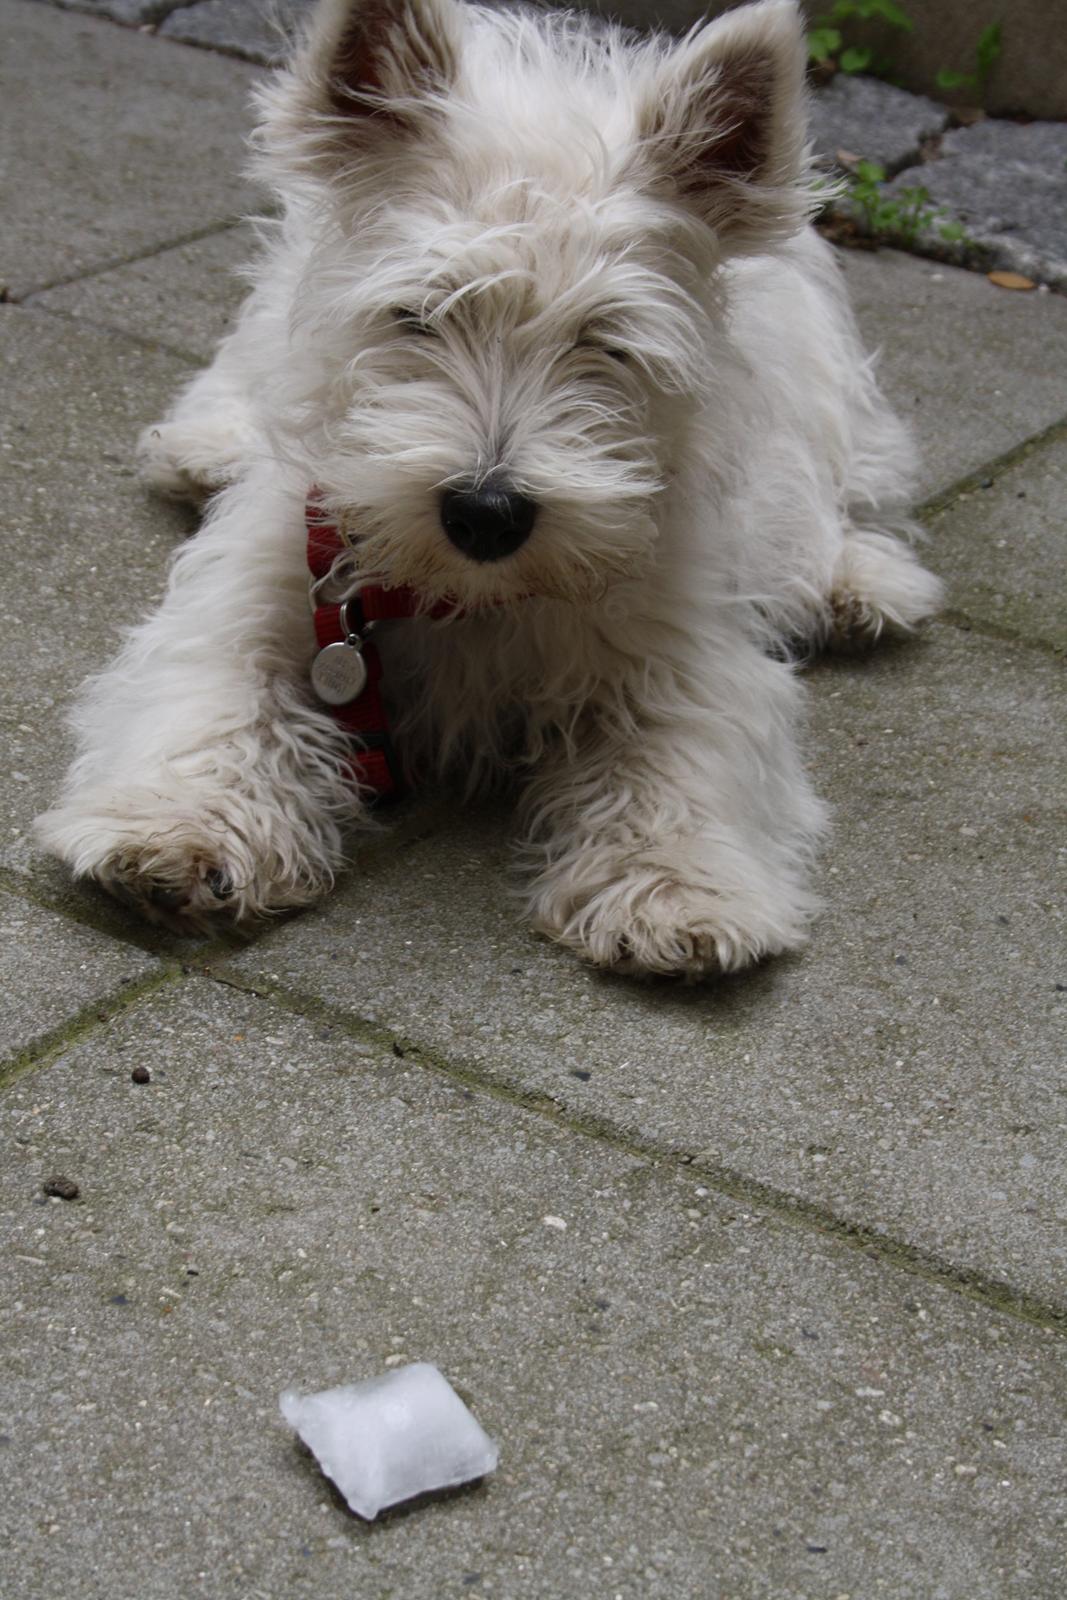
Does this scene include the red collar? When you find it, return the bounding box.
[306,491,456,799]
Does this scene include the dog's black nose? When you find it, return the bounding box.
[439,484,538,562]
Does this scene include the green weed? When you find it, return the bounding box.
[936,22,1003,96]
[807,0,913,78]
[845,160,966,245]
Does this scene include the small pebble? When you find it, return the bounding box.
[131,1066,151,1085]
[42,1176,79,1201]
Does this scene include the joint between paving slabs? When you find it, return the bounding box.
[876,124,951,185]
[918,412,1067,526]
[917,411,1067,653]
[10,217,249,304]
[0,961,184,1093]
[19,300,210,370]
[202,960,1067,1340]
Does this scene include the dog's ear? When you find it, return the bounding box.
[636,0,810,253]
[314,0,460,119]
[258,0,462,178]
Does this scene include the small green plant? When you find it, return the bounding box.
[807,0,914,77]
[846,160,966,245]
[936,22,1002,96]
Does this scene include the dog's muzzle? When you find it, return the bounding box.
[439,483,538,563]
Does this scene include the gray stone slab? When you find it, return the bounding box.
[887,120,1067,291]
[928,427,1067,651]
[225,625,1067,1308]
[809,75,948,175]
[45,0,181,22]
[0,307,198,891]
[0,889,158,1070]
[941,116,1067,174]
[30,224,256,362]
[2,976,1064,1598]
[0,0,258,299]
[839,246,1067,499]
[160,0,310,63]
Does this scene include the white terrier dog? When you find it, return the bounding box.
[37,0,942,977]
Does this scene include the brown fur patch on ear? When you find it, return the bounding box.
[650,50,777,213]
[330,1,388,108]
[696,53,774,183]
[326,0,458,120]
[251,0,462,186]
[637,0,809,254]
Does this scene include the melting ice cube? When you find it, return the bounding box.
[280,1362,499,1520]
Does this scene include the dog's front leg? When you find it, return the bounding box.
[36,467,362,922]
[521,631,829,979]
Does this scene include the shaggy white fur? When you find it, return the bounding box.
[36,0,943,978]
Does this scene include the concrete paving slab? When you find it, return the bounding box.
[2,976,1064,1598]
[0,306,198,889]
[928,426,1067,652]
[159,0,309,62]
[0,889,159,1071]
[809,74,948,175]
[0,0,258,299]
[839,247,1067,499]
[888,119,1067,292]
[223,625,1067,1309]
[29,223,256,363]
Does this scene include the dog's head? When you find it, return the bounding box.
[257,0,811,607]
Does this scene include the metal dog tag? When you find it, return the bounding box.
[311,639,368,706]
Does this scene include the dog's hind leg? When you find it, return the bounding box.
[827,277,945,645]
[828,522,945,647]
[136,270,279,504]
[746,234,944,649]
[137,364,263,504]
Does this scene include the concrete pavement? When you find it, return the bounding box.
[2,3,1065,1596]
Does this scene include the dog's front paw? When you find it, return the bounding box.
[35,783,333,927]
[532,865,816,981]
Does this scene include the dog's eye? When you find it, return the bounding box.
[392,308,438,336]
[576,337,629,363]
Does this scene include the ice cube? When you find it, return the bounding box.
[279,1362,499,1520]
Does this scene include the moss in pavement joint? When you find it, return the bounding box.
[0,964,184,1092]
